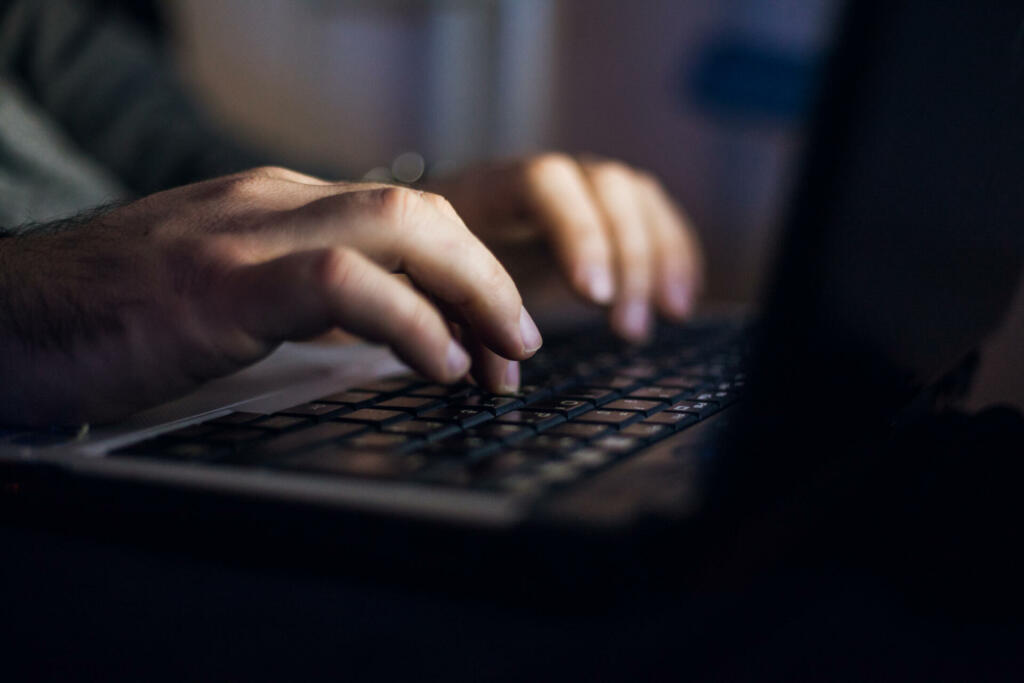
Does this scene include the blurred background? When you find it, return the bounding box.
[155,0,836,305]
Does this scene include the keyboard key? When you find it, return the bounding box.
[409,383,478,398]
[253,421,366,458]
[603,399,665,415]
[318,390,379,406]
[384,420,457,440]
[559,387,618,405]
[494,410,566,431]
[644,411,698,429]
[574,410,642,427]
[454,395,523,415]
[620,422,671,441]
[547,422,612,440]
[464,423,533,443]
[627,386,683,402]
[374,396,443,413]
[334,408,412,427]
[418,407,492,429]
[666,400,717,418]
[527,399,593,418]
[278,402,347,419]
[493,384,551,402]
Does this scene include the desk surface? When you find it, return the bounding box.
[2,522,1021,682]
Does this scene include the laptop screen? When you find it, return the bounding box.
[714,0,1024,504]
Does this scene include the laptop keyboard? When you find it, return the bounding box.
[111,323,746,496]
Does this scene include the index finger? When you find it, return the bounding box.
[286,186,543,361]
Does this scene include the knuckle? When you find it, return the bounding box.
[215,173,276,200]
[420,191,455,216]
[525,152,576,182]
[318,247,360,291]
[371,185,422,224]
[590,160,634,186]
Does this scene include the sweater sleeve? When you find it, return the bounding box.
[0,0,269,195]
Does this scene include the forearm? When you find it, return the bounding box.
[0,0,266,195]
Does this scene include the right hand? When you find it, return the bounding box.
[0,167,542,426]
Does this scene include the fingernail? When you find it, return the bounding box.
[620,299,651,341]
[585,265,615,304]
[519,306,543,354]
[445,339,470,379]
[666,281,691,316]
[499,360,520,394]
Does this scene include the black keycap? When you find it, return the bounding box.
[409,383,478,399]
[559,387,618,405]
[455,395,523,415]
[527,399,593,419]
[464,423,533,443]
[494,410,566,431]
[278,402,347,419]
[418,407,493,429]
[374,396,443,413]
[574,410,642,428]
[318,390,379,406]
[253,421,366,458]
[666,400,717,418]
[547,422,612,440]
[603,399,665,416]
[627,386,683,402]
[493,384,551,403]
[384,420,457,440]
[620,422,671,441]
[644,411,698,430]
[334,408,413,427]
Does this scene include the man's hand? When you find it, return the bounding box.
[0,167,541,426]
[426,154,703,341]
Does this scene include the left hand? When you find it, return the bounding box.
[426,153,703,334]
[424,152,703,391]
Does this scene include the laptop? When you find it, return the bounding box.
[3,0,1023,589]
